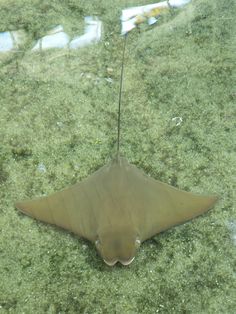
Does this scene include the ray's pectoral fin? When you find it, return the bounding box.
[144,185,217,241]
[15,181,97,242]
[129,166,218,241]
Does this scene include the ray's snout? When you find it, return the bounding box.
[95,233,140,266]
[103,256,135,266]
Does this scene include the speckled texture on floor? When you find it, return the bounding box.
[0,0,235,313]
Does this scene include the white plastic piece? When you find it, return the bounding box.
[32,25,70,51]
[0,30,26,52]
[70,17,102,49]
[0,32,14,52]
[31,17,102,51]
[121,0,192,34]
[169,0,191,8]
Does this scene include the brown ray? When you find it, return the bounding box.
[16,156,217,266]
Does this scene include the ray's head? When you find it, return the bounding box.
[95,227,141,266]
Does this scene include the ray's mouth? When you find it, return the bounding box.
[103,257,135,266]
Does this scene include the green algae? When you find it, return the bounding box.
[0,0,236,313]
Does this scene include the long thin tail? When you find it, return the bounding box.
[117,34,127,156]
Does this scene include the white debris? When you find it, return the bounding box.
[56,121,64,128]
[227,220,236,246]
[0,32,14,52]
[37,163,47,173]
[32,25,70,51]
[121,0,192,34]
[105,77,113,83]
[32,17,102,51]
[172,116,183,126]
[82,244,88,250]
[1,17,102,53]
[0,30,26,52]
[170,0,191,7]
[70,16,102,49]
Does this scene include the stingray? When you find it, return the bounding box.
[15,36,217,266]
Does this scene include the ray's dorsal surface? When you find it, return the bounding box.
[15,35,218,266]
[16,156,217,266]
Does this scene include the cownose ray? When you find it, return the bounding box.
[15,36,218,266]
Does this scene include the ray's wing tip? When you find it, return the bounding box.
[15,201,25,212]
[205,194,219,210]
[209,194,219,203]
[15,200,32,215]
[15,202,39,222]
[15,201,23,210]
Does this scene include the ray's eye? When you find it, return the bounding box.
[135,238,141,247]
[95,239,101,248]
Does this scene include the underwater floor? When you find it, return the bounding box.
[0,0,235,313]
